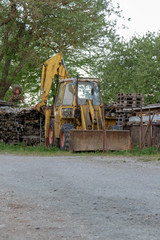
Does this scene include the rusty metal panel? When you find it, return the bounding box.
[69,130,132,152]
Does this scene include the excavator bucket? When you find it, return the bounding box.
[69,130,132,152]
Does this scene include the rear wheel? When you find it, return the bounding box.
[60,123,75,151]
[48,119,55,147]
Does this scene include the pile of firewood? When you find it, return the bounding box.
[0,108,22,144]
[19,109,45,146]
[0,107,45,146]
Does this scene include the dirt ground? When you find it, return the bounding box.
[0,154,160,240]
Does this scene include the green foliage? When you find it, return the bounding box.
[0,0,119,104]
[3,1,160,107]
[95,32,160,104]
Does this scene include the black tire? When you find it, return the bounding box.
[48,119,55,147]
[60,123,75,151]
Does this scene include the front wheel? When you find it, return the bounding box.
[60,123,75,151]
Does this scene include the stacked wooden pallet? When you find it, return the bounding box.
[115,93,144,125]
[116,93,144,109]
[116,111,128,125]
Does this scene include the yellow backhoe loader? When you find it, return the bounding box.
[35,53,132,151]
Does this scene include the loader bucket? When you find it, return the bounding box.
[69,130,132,152]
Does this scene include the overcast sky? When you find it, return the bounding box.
[116,0,160,39]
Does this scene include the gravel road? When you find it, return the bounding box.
[0,154,160,240]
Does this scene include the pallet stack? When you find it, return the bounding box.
[115,93,144,125]
[116,93,144,108]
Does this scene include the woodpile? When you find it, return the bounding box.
[0,107,45,146]
[0,100,13,107]
[0,109,22,145]
[19,109,45,146]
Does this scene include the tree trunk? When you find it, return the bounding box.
[0,81,12,100]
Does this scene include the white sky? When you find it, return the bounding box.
[116,0,160,39]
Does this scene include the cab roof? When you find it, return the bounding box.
[59,78,99,83]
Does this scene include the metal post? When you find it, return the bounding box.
[40,116,42,146]
[140,104,143,149]
[103,104,107,153]
[149,109,151,147]
[76,75,79,107]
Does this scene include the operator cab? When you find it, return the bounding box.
[55,78,101,107]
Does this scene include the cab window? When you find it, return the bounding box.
[78,82,101,105]
[55,83,64,107]
[62,83,74,105]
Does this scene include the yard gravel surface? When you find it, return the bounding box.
[0,154,160,240]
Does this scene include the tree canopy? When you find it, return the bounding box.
[0,0,118,102]
[2,1,159,106]
[95,32,160,105]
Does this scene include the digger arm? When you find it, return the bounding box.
[36,53,69,111]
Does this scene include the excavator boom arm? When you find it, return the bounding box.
[36,53,69,111]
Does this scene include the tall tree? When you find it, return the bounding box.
[94,33,160,104]
[0,0,119,101]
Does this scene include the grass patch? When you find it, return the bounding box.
[0,143,160,158]
[107,146,160,157]
[0,142,64,156]
[130,146,160,156]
